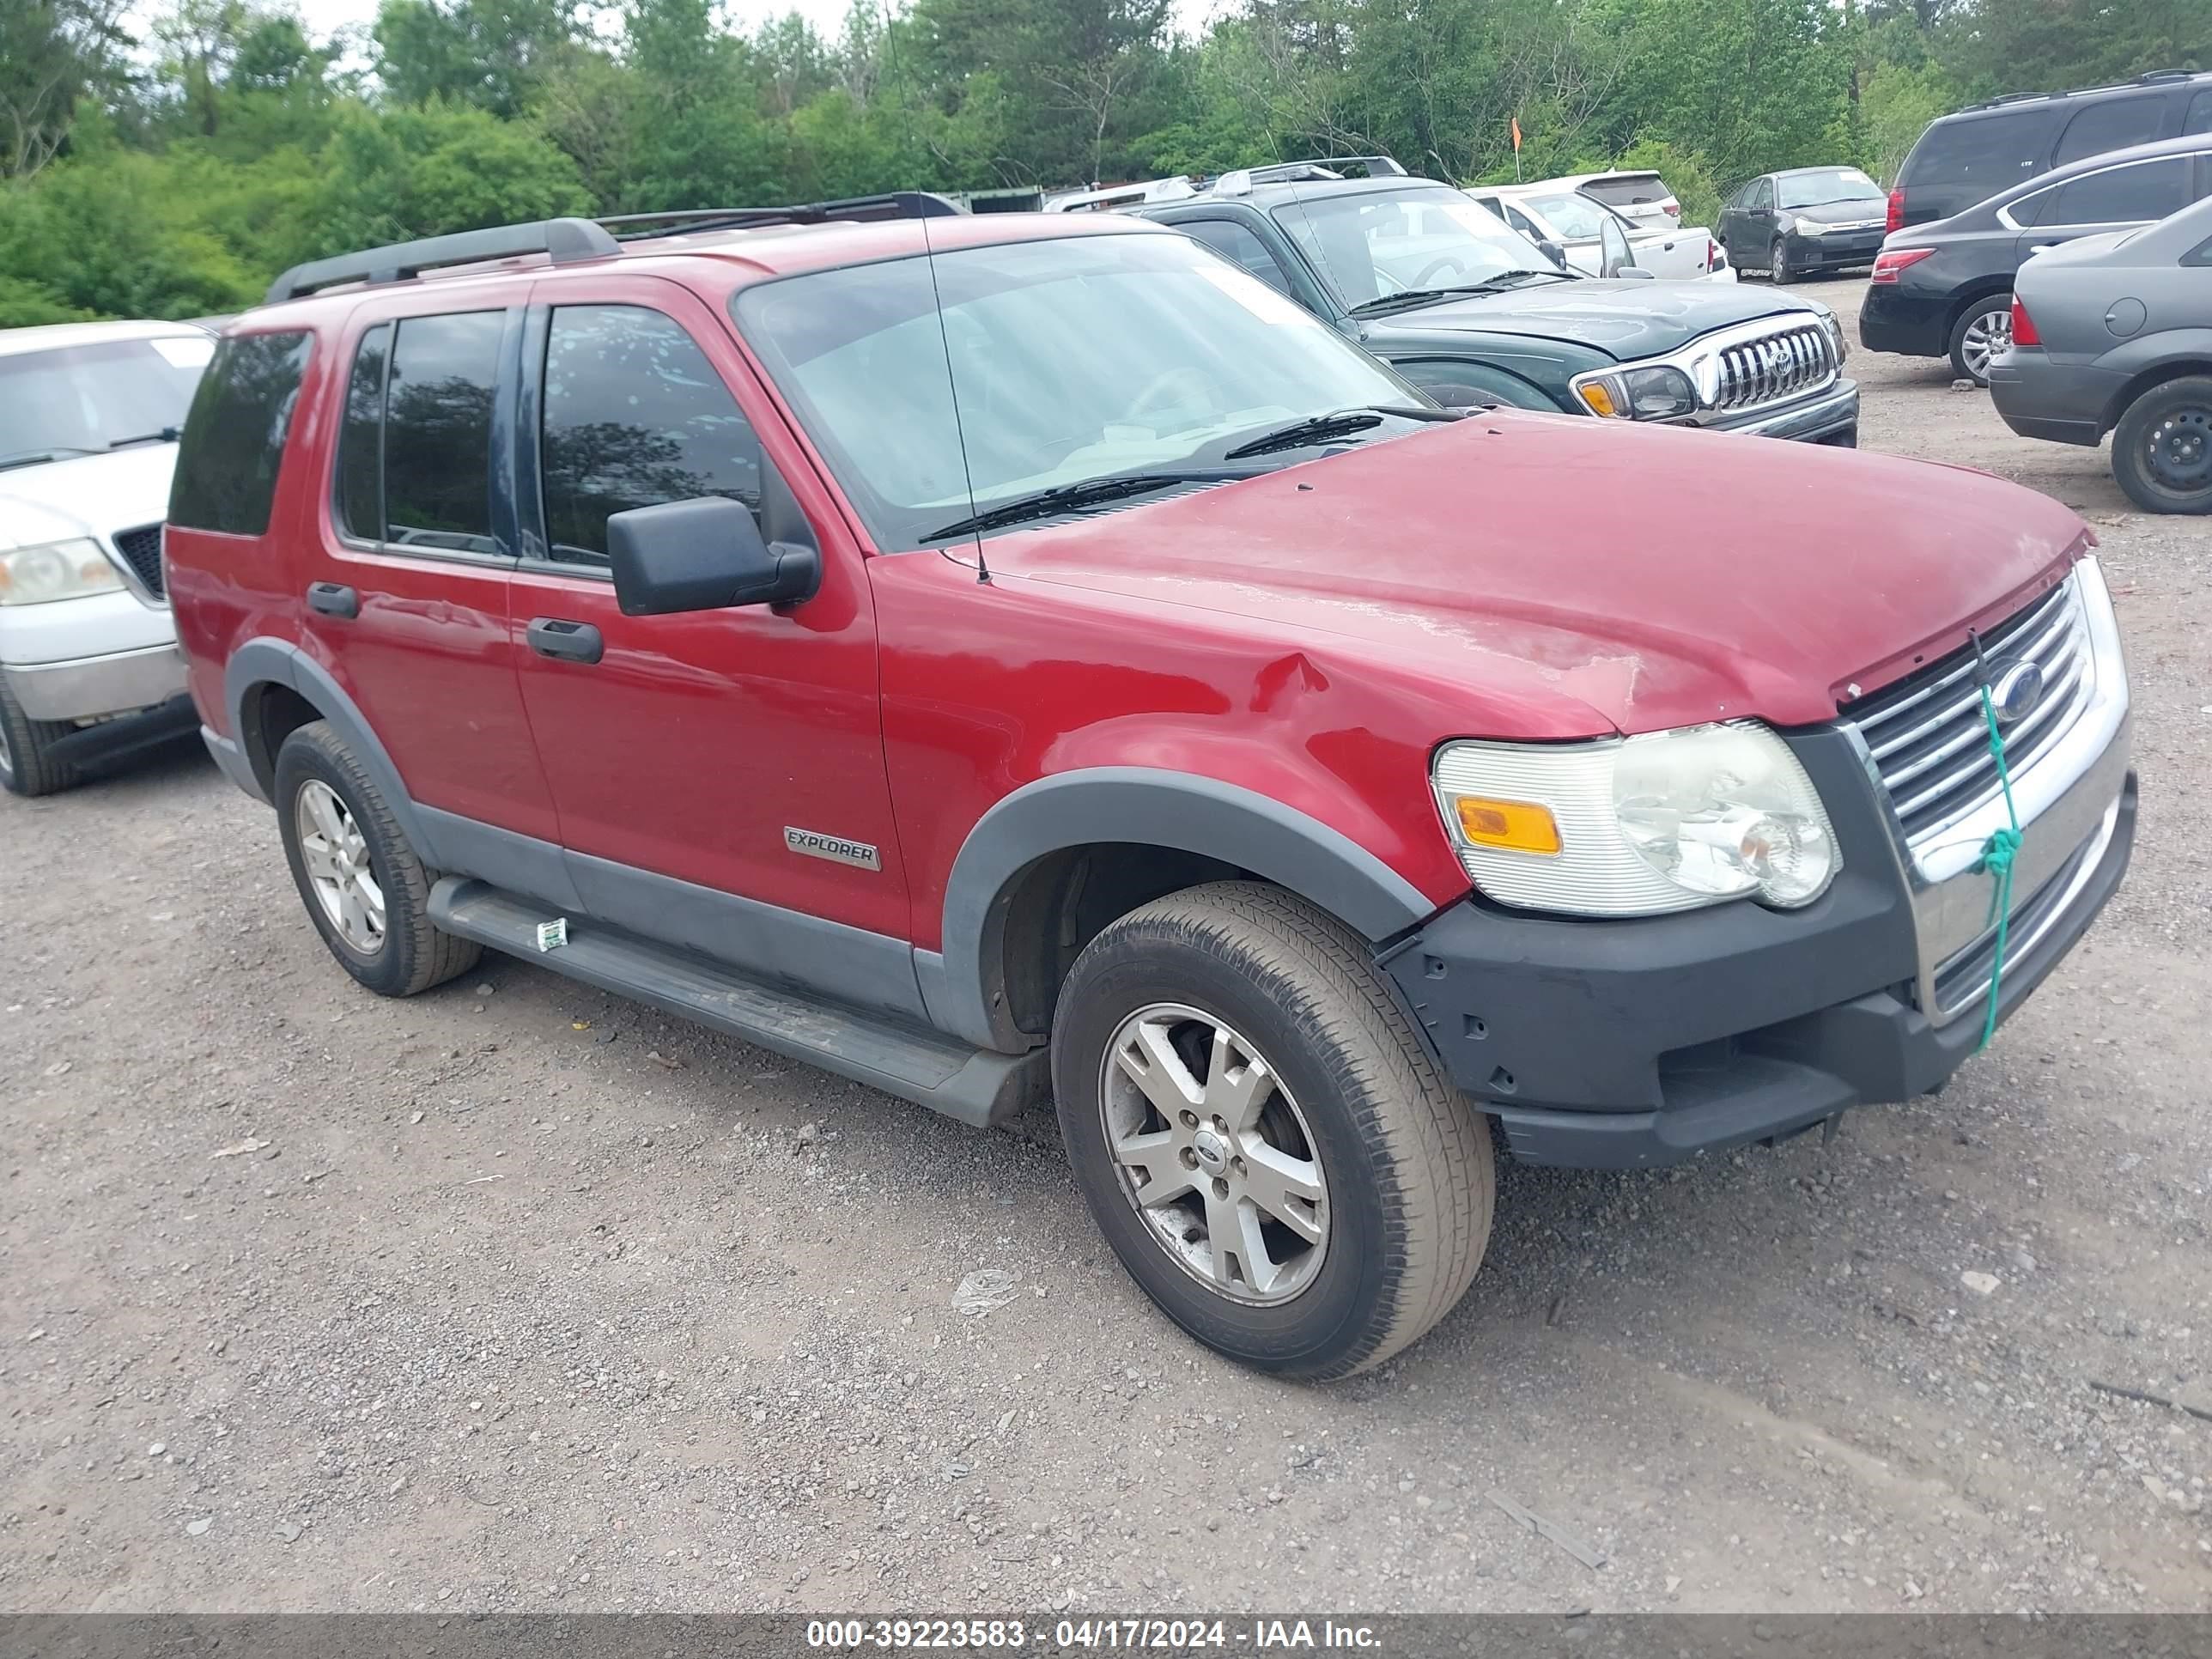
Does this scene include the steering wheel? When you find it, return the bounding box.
[1122,366,1218,431]
[1412,255,1473,288]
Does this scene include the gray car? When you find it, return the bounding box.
[1991,191,2212,512]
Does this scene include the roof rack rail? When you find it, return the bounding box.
[2136,69,2196,84]
[599,191,963,241]
[1310,155,1407,178]
[264,217,617,305]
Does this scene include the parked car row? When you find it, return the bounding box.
[0,319,220,794]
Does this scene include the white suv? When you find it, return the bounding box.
[0,319,216,796]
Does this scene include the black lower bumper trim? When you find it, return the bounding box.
[47,694,200,771]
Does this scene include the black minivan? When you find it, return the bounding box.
[1891,70,2212,231]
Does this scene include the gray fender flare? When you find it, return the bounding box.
[917,766,1437,1052]
[222,638,436,858]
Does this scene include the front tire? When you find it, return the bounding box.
[1051,882,1493,1379]
[1770,238,1796,284]
[1948,295,2012,386]
[0,676,82,798]
[2112,376,2212,514]
[274,720,480,997]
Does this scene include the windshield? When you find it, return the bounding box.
[1522,192,1620,240]
[0,334,213,470]
[734,231,1423,550]
[1272,189,1557,308]
[1778,168,1884,209]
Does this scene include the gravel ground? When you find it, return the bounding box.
[4,277,2210,1616]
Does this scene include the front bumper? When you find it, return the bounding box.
[1707,377,1859,444]
[1380,579,2134,1170]
[2,641,188,722]
[1989,349,2124,447]
[1782,228,1886,272]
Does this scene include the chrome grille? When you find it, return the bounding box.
[112,523,166,599]
[1844,576,2091,849]
[1711,323,1837,412]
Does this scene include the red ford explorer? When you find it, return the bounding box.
[166,195,2135,1377]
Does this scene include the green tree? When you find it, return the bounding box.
[371,0,580,118]
[2,0,131,179]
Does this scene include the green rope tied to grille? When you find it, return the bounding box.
[1972,675,2024,1054]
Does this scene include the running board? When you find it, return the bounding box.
[428,878,1048,1127]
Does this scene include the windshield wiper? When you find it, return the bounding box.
[1349,271,1570,317]
[1223,404,1456,461]
[107,427,180,450]
[1791,198,1884,210]
[0,446,100,471]
[923,470,1237,541]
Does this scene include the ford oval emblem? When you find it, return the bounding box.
[1989,660,2045,728]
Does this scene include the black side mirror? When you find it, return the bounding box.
[606,496,819,617]
[1538,238,1570,270]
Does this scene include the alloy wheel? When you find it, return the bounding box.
[1961,307,2012,380]
[1097,1002,1329,1304]
[2144,407,2212,495]
[295,779,386,952]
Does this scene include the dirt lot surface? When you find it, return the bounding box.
[5,278,2210,1617]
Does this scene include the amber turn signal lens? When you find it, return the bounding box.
[1452,795,1562,854]
[1577,382,1618,418]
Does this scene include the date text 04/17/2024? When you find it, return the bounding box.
[804,1619,1383,1650]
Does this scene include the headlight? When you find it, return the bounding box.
[1784,215,1812,236]
[0,538,125,606]
[1431,720,1838,916]
[1573,363,1698,421]
[1819,307,1849,365]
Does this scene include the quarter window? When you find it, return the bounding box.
[336,323,389,542]
[2187,90,2212,137]
[1181,220,1296,297]
[537,306,763,571]
[169,331,313,537]
[383,311,503,556]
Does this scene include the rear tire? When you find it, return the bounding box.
[1948,295,2012,386]
[0,677,82,798]
[2112,376,2212,514]
[274,720,480,997]
[1050,881,1493,1379]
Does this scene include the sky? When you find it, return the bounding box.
[146,0,1224,54]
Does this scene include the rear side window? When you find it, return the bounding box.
[1901,110,2058,191]
[169,331,313,536]
[538,305,762,570]
[1182,219,1296,297]
[2188,90,2212,136]
[2054,94,2171,166]
[382,312,503,556]
[1582,173,1667,207]
[2016,156,2192,226]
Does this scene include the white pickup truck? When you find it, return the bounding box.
[1467,184,1733,283]
[0,319,216,796]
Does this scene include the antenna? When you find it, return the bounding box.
[918,210,990,585]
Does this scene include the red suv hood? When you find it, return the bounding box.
[982,414,2091,738]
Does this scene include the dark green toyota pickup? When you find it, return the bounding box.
[1136,159,1860,444]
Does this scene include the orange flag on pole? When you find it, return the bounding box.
[1510,116,1522,151]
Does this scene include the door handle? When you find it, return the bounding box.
[527,617,604,665]
[2030,243,2061,254]
[307,582,359,619]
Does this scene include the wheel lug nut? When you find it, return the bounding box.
[1212,1116,1227,1133]
[1211,1177,1230,1200]
[1180,1147,1199,1169]
[1231,1156,1246,1176]
[1179,1110,1199,1128]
